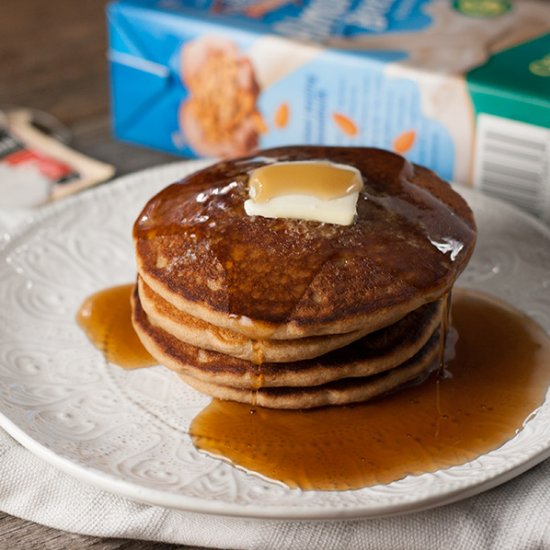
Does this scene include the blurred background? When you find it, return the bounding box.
[0,0,175,177]
[2,0,549,217]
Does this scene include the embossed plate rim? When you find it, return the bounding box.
[1,160,550,520]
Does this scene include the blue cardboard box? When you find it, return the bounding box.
[108,0,550,217]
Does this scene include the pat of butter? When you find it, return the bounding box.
[244,161,363,225]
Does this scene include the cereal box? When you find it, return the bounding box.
[107,0,550,219]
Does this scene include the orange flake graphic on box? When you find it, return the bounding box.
[253,112,269,134]
[179,36,262,158]
[274,102,290,129]
[393,130,416,154]
[246,0,302,18]
[332,113,359,138]
[211,0,302,18]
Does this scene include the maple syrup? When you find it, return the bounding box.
[77,283,550,491]
[76,283,154,369]
[189,289,550,490]
[438,292,452,370]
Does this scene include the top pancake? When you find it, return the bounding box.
[134,146,476,339]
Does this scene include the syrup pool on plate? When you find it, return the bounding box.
[77,284,154,369]
[77,286,550,490]
[189,289,550,490]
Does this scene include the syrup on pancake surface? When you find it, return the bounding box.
[133,146,476,341]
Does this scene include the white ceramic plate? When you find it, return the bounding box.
[1,161,550,520]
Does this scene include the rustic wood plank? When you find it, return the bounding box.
[0,510,207,549]
[1,0,111,124]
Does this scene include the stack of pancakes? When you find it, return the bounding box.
[132,146,476,409]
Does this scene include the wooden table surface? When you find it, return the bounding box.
[1,1,208,548]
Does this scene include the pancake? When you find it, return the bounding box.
[132,285,443,389]
[138,276,387,363]
[178,333,439,409]
[134,146,476,340]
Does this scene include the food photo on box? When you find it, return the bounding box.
[1,1,550,549]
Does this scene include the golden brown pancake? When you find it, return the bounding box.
[134,146,475,340]
[138,276,396,363]
[132,286,443,390]
[132,146,475,409]
[178,333,439,409]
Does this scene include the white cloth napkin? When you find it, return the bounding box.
[1,426,550,549]
[1,210,550,549]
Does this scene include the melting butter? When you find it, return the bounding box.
[249,161,363,202]
[244,160,363,225]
